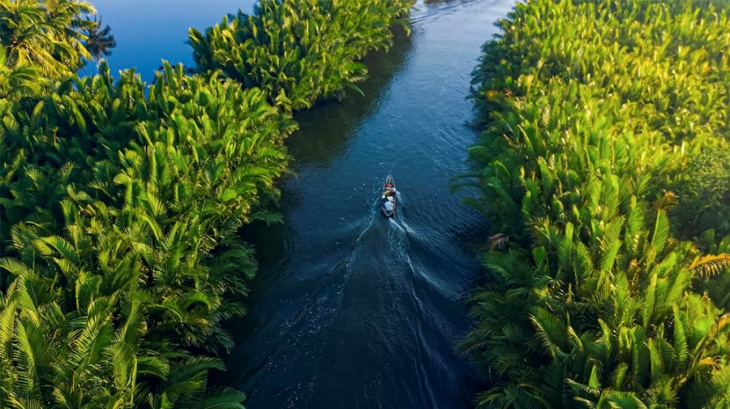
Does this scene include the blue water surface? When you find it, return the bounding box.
[84,0,255,80]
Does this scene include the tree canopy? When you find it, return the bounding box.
[188,0,413,111]
[0,0,97,79]
[463,0,730,407]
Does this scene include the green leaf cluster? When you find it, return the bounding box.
[188,0,413,111]
[672,147,730,241]
[0,0,96,82]
[463,0,730,407]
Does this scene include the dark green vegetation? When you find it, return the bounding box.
[464,0,730,407]
[188,0,413,111]
[0,0,95,81]
[0,0,410,407]
[0,61,293,408]
[83,15,116,61]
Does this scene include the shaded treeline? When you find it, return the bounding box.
[463,0,730,407]
[0,0,411,407]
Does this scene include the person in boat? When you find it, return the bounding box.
[383,196,395,213]
[383,183,396,198]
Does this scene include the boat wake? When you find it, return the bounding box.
[232,191,473,408]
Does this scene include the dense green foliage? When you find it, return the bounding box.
[0,60,295,407]
[188,0,412,111]
[0,0,95,79]
[464,0,730,407]
[672,147,730,241]
[83,15,117,61]
[1,0,412,407]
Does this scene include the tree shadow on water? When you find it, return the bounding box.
[286,26,413,168]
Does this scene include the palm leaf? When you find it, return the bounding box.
[688,253,730,277]
[195,387,246,409]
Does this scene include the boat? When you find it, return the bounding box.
[380,175,397,218]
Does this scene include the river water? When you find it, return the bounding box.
[88,0,515,407]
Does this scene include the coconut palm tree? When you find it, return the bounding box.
[82,15,115,61]
[0,0,95,78]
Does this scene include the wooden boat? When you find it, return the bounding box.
[380,174,397,218]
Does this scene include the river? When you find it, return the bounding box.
[87,0,515,407]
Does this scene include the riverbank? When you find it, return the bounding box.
[464,0,730,406]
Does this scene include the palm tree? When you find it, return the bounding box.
[0,1,418,405]
[0,46,45,98]
[83,15,116,61]
[0,0,95,78]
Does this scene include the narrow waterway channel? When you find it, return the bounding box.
[89,0,515,407]
[224,1,516,407]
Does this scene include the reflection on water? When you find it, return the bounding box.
[288,27,413,167]
[85,0,256,79]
